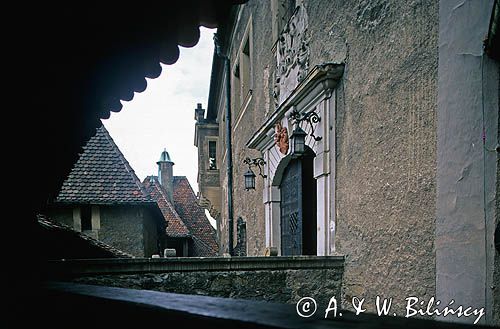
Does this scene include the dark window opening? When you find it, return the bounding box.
[209,141,217,170]
[81,205,92,231]
[241,37,251,98]
[234,63,240,78]
[234,217,247,256]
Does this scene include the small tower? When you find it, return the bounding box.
[194,103,205,122]
[157,148,174,203]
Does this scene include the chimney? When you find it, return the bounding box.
[194,103,205,122]
[157,148,174,203]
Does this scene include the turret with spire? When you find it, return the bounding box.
[157,148,175,203]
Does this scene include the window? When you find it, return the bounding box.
[81,205,92,231]
[233,63,241,109]
[240,37,251,101]
[208,141,217,170]
[232,21,252,113]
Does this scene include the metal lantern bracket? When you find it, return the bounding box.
[290,110,322,141]
[243,157,267,178]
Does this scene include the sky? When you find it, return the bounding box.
[102,27,216,226]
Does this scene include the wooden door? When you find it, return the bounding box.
[280,159,302,255]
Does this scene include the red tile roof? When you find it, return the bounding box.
[173,176,219,257]
[56,125,152,204]
[143,176,219,256]
[143,176,190,238]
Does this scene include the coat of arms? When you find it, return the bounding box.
[274,122,289,155]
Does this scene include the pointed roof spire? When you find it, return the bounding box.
[158,148,174,164]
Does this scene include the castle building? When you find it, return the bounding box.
[195,0,500,325]
[48,125,166,258]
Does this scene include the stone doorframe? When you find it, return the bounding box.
[247,63,344,256]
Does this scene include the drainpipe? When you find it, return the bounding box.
[214,33,234,256]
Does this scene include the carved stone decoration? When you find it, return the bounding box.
[273,5,310,108]
[274,122,289,155]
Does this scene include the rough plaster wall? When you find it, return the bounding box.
[223,0,275,256]
[306,0,438,314]
[495,68,500,326]
[99,206,144,257]
[437,0,499,325]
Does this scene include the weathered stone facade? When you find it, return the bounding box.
[50,205,161,258]
[194,103,222,222]
[196,0,499,325]
[101,206,162,258]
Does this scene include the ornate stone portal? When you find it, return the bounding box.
[273,5,310,108]
[248,63,344,256]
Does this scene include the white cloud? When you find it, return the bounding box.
[103,27,216,197]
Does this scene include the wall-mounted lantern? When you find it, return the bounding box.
[289,109,322,156]
[243,157,267,190]
[290,125,307,155]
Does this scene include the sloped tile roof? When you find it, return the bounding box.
[173,176,219,256]
[143,176,190,238]
[56,125,151,204]
[37,214,133,259]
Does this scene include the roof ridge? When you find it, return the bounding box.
[174,176,197,198]
[152,177,184,223]
[172,177,218,255]
[99,125,150,199]
[143,177,190,236]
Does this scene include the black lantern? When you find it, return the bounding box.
[290,125,307,155]
[243,157,266,191]
[244,168,256,190]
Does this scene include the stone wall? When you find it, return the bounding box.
[47,256,344,307]
[99,206,146,258]
[48,205,160,258]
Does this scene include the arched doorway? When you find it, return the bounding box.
[279,148,317,255]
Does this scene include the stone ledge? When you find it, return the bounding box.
[46,256,344,277]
